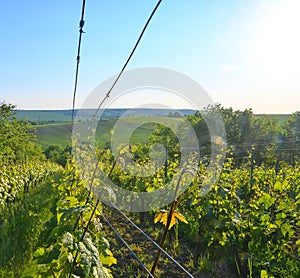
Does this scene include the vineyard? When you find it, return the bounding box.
[86,146,300,277]
[0,161,61,210]
[2,0,300,276]
[0,159,117,277]
[1,101,300,277]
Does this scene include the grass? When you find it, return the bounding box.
[15,110,72,122]
[0,173,62,276]
[96,119,152,148]
[36,123,72,148]
[15,109,197,124]
[35,116,183,149]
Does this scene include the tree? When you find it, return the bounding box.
[44,144,71,166]
[0,101,44,163]
[187,104,282,166]
[281,112,300,165]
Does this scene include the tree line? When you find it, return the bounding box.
[155,104,300,167]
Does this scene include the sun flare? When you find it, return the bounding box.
[255,0,300,85]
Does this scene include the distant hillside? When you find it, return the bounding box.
[35,117,181,148]
[35,123,72,148]
[14,110,72,123]
[26,109,292,149]
[15,108,196,124]
[15,109,292,126]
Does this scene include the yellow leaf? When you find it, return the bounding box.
[160,211,169,226]
[174,211,188,224]
[154,210,188,229]
[168,214,177,229]
[154,210,166,224]
[154,212,162,224]
[154,210,169,226]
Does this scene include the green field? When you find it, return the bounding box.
[16,110,72,122]
[15,108,196,124]
[24,109,292,150]
[36,116,182,148]
[36,123,72,148]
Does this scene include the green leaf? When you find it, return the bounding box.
[131,145,138,153]
[64,196,80,208]
[281,223,292,237]
[100,249,117,266]
[258,194,275,209]
[57,211,63,225]
[274,181,290,192]
[260,270,268,278]
[33,247,45,258]
[276,212,286,219]
[273,181,282,192]
[261,214,270,222]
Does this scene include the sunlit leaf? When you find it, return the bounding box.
[173,211,188,224]
[154,210,166,224]
[258,194,275,209]
[154,210,188,229]
[131,145,138,153]
[260,270,268,278]
[100,249,117,266]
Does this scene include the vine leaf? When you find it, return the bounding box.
[100,249,117,266]
[154,210,188,230]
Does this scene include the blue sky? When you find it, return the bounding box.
[1,0,299,113]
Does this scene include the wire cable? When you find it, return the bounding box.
[85,194,155,276]
[101,213,155,278]
[71,0,86,127]
[92,0,163,119]
[86,193,193,277]
[108,203,194,278]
